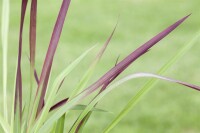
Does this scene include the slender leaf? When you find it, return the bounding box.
[1,0,9,122]
[50,122,57,133]
[34,69,39,84]
[81,14,191,98]
[39,15,190,133]
[71,72,200,133]
[69,15,190,132]
[70,23,117,98]
[0,115,10,133]
[31,46,94,133]
[55,115,65,133]
[29,0,37,69]
[10,60,19,133]
[103,31,200,132]
[36,0,71,115]
[74,112,92,133]
[26,0,38,128]
[27,55,39,84]
[50,98,68,111]
[68,23,117,131]
[14,2,28,131]
[27,0,71,130]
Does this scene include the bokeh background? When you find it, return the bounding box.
[1,0,200,132]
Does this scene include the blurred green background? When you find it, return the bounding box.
[1,0,200,132]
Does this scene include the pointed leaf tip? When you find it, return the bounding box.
[81,14,190,98]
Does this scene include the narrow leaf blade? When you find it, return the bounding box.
[36,0,71,116]
[103,31,200,132]
[39,15,190,132]
[1,0,10,122]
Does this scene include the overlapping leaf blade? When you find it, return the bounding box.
[72,72,200,133]
[103,31,200,132]
[31,46,94,133]
[70,24,118,132]
[36,0,71,116]
[69,23,117,99]
[69,14,191,132]
[81,14,191,97]
[39,15,190,133]
[27,0,71,128]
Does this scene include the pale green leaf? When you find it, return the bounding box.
[31,46,95,133]
[0,115,10,133]
[1,0,10,122]
[103,32,200,132]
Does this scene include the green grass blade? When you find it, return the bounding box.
[73,111,92,133]
[38,87,94,133]
[31,46,94,133]
[68,25,117,132]
[69,32,200,133]
[69,69,200,133]
[39,16,191,133]
[50,122,57,133]
[69,25,117,98]
[10,59,19,133]
[70,105,109,112]
[0,115,10,133]
[14,102,21,133]
[103,32,200,132]
[69,63,96,98]
[55,115,65,133]
[1,0,10,122]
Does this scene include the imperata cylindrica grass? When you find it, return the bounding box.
[1,0,200,133]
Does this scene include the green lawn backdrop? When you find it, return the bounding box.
[1,0,200,132]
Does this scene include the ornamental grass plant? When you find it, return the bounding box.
[1,0,200,133]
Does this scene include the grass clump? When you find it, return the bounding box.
[1,0,200,132]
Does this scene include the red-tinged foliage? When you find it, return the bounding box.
[36,0,71,116]
[29,0,37,68]
[81,15,191,97]
[50,98,69,112]
[14,0,28,121]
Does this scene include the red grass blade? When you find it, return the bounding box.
[80,14,190,97]
[36,0,71,115]
[49,98,68,111]
[29,0,37,68]
[14,0,28,121]
[72,16,190,130]
[96,23,118,60]
[27,55,39,84]
[34,69,39,84]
